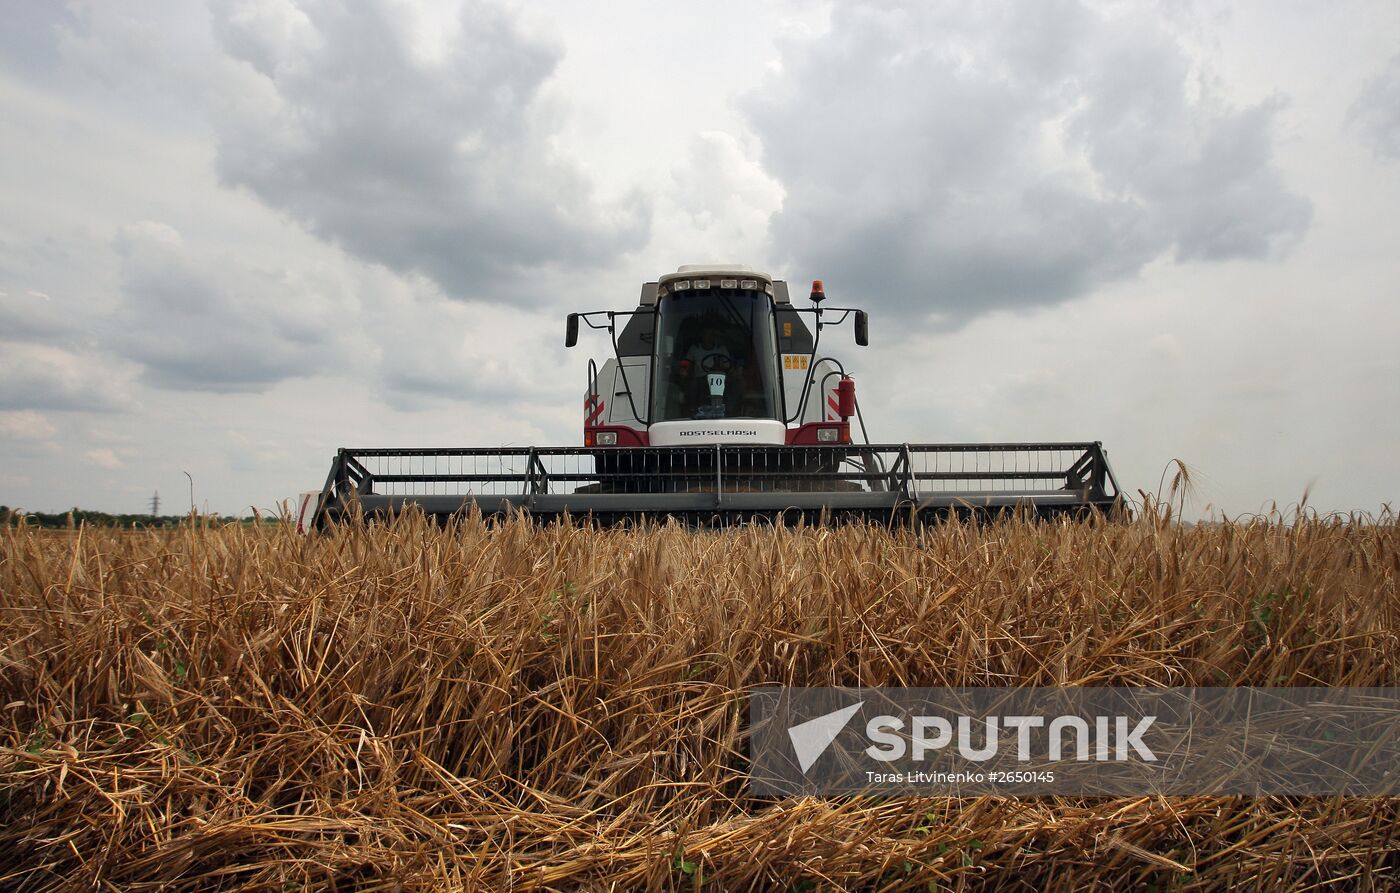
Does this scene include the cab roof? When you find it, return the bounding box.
[660,266,772,287]
[643,266,789,305]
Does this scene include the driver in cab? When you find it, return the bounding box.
[682,325,733,375]
[679,324,738,416]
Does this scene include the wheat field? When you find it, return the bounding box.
[2,507,1397,891]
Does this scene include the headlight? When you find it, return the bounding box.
[595,431,619,445]
[816,427,840,442]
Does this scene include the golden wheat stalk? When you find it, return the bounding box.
[1,509,1396,890]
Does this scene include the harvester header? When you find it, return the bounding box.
[302,266,1121,528]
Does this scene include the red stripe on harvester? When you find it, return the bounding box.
[296,493,312,535]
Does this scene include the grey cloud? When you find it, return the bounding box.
[0,2,74,80]
[745,1,1312,325]
[1348,53,1400,161]
[0,230,108,346]
[207,0,649,301]
[0,343,132,412]
[362,293,576,409]
[111,222,352,392]
[0,289,80,343]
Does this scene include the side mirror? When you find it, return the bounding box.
[854,310,869,346]
[565,313,579,348]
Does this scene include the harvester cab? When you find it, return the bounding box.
[305,265,1121,527]
[566,266,868,449]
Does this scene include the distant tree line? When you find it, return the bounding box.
[1,506,262,528]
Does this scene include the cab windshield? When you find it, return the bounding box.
[651,289,782,422]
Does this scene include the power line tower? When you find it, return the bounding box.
[150,491,160,516]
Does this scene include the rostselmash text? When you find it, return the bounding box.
[677,429,759,437]
[864,714,1157,762]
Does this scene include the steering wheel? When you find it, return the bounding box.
[700,353,733,373]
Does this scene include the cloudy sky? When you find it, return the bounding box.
[1,0,1397,518]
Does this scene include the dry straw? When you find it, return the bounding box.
[2,505,1397,890]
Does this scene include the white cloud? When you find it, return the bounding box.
[0,410,58,441]
[659,131,785,265]
[84,448,124,469]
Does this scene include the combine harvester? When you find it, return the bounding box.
[300,266,1121,528]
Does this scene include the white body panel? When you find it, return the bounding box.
[293,492,319,535]
[589,357,650,429]
[809,358,844,424]
[781,355,843,425]
[648,419,787,446]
